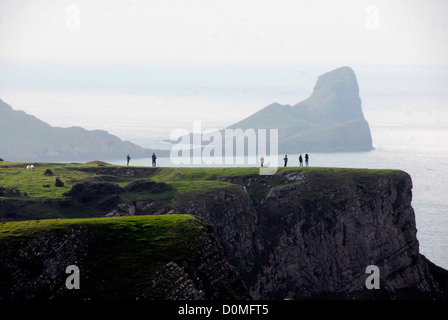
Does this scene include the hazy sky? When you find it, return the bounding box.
[0,0,447,66]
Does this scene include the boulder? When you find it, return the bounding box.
[105,203,136,217]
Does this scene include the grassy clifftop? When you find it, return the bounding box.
[0,160,403,221]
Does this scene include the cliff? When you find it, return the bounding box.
[167,168,447,299]
[0,164,447,300]
[227,66,373,153]
[0,215,249,301]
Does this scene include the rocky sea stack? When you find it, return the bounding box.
[228,66,374,153]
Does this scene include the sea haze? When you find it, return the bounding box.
[1,62,447,269]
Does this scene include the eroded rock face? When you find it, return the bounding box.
[105,203,136,217]
[151,221,250,300]
[247,172,439,299]
[0,227,90,300]
[173,170,445,299]
[0,217,250,301]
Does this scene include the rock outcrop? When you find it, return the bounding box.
[171,169,447,299]
[105,203,136,217]
[0,226,90,300]
[227,66,373,153]
[150,219,250,300]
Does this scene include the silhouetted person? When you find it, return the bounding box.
[152,153,157,167]
[299,154,303,167]
[283,155,288,167]
[305,153,309,167]
[127,154,131,166]
[260,156,264,167]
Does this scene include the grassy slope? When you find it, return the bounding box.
[0,214,209,300]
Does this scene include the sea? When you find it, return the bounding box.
[1,62,447,270]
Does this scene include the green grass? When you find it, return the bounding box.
[0,162,255,200]
[0,160,401,200]
[0,162,111,199]
[1,160,404,221]
[0,214,196,238]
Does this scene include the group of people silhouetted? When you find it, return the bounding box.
[259,154,310,168]
[126,152,309,168]
[282,153,309,167]
[126,152,157,167]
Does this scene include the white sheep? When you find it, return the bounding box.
[26,165,31,170]
[31,165,35,170]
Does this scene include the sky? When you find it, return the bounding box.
[0,0,447,137]
[0,0,447,66]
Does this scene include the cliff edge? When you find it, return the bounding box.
[0,165,446,300]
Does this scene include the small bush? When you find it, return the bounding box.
[124,180,172,194]
[96,195,121,211]
[63,181,123,203]
[55,177,65,187]
[0,186,21,196]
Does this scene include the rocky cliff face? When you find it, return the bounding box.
[1,168,446,300]
[171,169,446,299]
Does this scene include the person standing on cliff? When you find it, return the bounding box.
[260,156,264,167]
[284,155,288,167]
[152,152,157,167]
[305,153,309,167]
[299,154,303,167]
[127,154,131,166]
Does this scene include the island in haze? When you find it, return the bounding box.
[227,66,374,153]
[0,98,168,162]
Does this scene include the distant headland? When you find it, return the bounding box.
[227,66,374,153]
